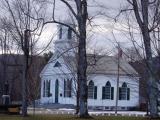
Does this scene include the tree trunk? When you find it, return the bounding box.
[22,55,28,116]
[142,31,158,117]
[77,0,89,117]
[22,30,30,117]
[78,29,88,117]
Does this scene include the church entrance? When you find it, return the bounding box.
[55,79,59,103]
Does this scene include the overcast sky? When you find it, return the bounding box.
[36,0,142,55]
[0,0,142,55]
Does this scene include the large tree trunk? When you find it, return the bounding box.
[78,25,89,117]
[22,55,28,116]
[22,30,30,117]
[142,30,158,117]
[140,1,158,117]
[77,0,89,117]
[78,37,88,117]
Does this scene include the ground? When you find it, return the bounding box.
[28,104,147,116]
[0,115,158,120]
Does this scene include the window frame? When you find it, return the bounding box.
[88,80,97,99]
[88,81,94,99]
[102,81,114,100]
[64,79,72,98]
[119,82,130,100]
[43,80,51,97]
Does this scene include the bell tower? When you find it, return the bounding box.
[54,23,76,56]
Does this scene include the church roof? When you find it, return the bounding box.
[62,54,138,76]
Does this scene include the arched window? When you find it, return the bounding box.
[68,28,72,39]
[64,79,72,97]
[119,82,130,100]
[122,82,127,87]
[102,81,114,100]
[88,81,97,99]
[59,27,62,39]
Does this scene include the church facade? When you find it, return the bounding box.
[40,24,139,110]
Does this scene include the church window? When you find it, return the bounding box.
[64,79,72,97]
[43,80,51,97]
[68,27,72,39]
[102,81,114,100]
[59,27,62,39]
[46,80,51,97]
[119,82,130,100]
[54,61,61,67]
[88,81,97,99]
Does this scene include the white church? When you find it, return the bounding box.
[40,23,139,110]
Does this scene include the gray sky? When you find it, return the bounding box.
[0,0,142,55]
[37,0,142,55]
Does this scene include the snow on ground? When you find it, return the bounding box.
[89,111,147,116]
[28,107,148,117]
[58,108,75,111]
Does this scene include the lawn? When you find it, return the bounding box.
[0,115,157,120]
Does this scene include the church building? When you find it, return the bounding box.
[40,23,139,110]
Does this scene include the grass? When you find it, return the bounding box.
[0,114,158,120]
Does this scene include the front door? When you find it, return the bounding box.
[55,79,59,103]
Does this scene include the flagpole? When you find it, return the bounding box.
[115,44,121,114]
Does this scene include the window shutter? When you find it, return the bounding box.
[68,28,72,39]
[43,81,45,97]
[94,86,97,99]
[111,87,114,100]
[64,80,66,97]
[59,27,62,39]
[48,81,50,97]
[47,81,48,97]
[102,87,105,99]
[119,88,121,100]
[48,80,51,97]
[69,80,72,97]
[127,88,130,100]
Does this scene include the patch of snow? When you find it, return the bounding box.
[58,108,74,111]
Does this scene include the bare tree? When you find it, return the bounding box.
[112,0,160,118]
[128,0,159,118]
[1,0,47,116]
[0,23,9,99]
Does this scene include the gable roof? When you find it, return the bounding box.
[41,54,138,77]
[87,55,138,76]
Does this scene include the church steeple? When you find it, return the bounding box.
[54,23,76,56]
[58,25,73,40]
